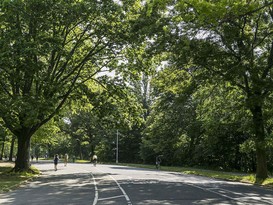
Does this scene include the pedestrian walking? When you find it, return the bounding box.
[64,153,69,166]
[156,155,162,170]
[54,154,59,171]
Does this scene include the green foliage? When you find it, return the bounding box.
[31,118,60,145]
[1,0,273,177]
[48,75,146,162]
[141,67,201,165]
[141,0,273,179]
[0,0,141,135]
[0,0,149,171]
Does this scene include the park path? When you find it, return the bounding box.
[1,162,273,204]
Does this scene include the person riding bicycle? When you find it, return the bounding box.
[92,154,98,166]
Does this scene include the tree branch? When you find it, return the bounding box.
[239,1,273,17]
[262,41,273,79]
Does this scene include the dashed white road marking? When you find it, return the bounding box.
[95,167,133,205]
[108,174,132,205]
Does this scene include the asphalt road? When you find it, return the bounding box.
[1,161,273,205]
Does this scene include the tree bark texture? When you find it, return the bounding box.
[251,105,268,179]
[14,133,31,172]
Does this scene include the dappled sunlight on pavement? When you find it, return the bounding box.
[1,163,273,204]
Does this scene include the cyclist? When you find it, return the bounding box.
[93,154,98,167]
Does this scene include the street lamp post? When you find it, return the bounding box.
[116,129,119,163]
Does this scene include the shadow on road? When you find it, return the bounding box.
[1,172,95,205]
[1,164,273,205]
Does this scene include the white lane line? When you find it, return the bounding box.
[158,173,246,204]
[109,175,132,205]
[68,166,99,205]
[98,195,124,201]
[96,167,133,205]
[188,183,245,205]
[187,183,273,204]
[207,187,273,204]
[90,172,99,205]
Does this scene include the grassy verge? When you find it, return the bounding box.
[0,161,40,193]
[75,159,90,163]
[120,163,273,188]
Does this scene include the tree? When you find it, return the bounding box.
[0,0,140,171]
[141,67,201,165]
[30,118,61,158]
[58,75,145,162]
[146,0,273,179]
[194,82,254,171]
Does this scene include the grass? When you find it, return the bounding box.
[39,158,90,163]
[120,163,273,188]
[75,159,90,163]
[0,161,40,193]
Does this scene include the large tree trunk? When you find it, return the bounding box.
[14,132,31,172]
[250,105,268,179]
